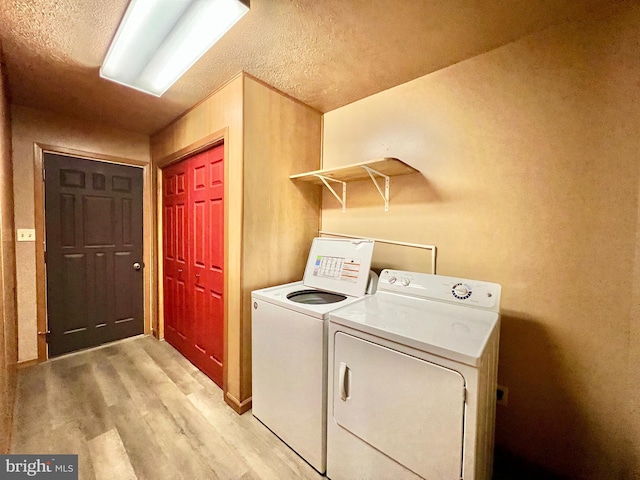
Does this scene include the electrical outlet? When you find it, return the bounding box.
[497,385,509,406]
[17,229,36,242]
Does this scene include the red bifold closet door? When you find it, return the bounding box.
[162,144,224,387]
[162,158,190,355]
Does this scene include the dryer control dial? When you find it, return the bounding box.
[452,283,472,300]
[388,276,397,284]
[400,277,410,286]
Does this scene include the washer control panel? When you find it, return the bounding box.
[378,269,501,311]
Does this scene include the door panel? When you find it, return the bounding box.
[114,251,134,320]
[162,144,224,387]
[193,200,206,267]
[83,195,115,246]
[187,145,224,385]
[93,252,109,327]
[209,291,223,364]
[163,160,190,352]
[45,153,144,357]
[210,198,224,293]
[61,253,88,331]
[333,332,466,480]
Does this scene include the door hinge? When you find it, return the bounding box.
[463,387,467,403]
[42,166,46,181]
[38,330,51,343]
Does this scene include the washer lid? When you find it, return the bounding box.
[251,281,368,319]
[302,237,375,297]
[286,289,347,304]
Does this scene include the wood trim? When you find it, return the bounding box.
[154,166,163,339]
[142,163,153,336]
[153,128,230,399]
[221,129,231,407]
[33,145,47,362]
[35,144,149,167]
[237,72,246,401]
[154,128,227,167]
[224,391,251,415]
[16,359,38,369]
[33,143,153,362]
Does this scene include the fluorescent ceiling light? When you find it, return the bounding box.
[101,0,249,96]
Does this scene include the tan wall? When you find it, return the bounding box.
[241,76,321,399]
[12,105,150,362]
[321,4,640,479]
[151,75,245,407]
[0,44,17,454]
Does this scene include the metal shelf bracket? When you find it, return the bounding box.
[290,158,417,213]
[361,166,390,211]
[314,174,347,212]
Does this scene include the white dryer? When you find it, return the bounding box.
[327,269,501,480]
[251,237,375,474]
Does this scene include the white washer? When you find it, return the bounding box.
[327,269,501,480]
[251,238,375,473]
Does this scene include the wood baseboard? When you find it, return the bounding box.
[224,391,251,415]
[17,358,38,369]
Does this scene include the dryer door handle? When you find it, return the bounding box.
[339,362,351,401]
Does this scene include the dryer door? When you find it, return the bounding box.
[333,332,466,479]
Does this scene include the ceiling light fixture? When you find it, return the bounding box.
[100,0,249,97]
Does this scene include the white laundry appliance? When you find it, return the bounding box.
[251,237,375,473]
[327,269,501,480]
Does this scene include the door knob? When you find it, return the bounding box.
[133,262,142,270]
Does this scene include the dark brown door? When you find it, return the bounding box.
[163,144,224,387]
[45,153,144,357]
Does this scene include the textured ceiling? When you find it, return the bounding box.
[0,0,612,136]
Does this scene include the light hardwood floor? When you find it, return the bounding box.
[11,335,323,480]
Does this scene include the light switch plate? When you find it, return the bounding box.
[17,229,36,242]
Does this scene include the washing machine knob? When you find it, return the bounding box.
[388,276,397,284]
[454,285,469,297]
[400,277,410,286]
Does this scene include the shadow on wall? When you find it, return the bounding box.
[290,178,324,211]
[492,447,569,480]
[494,312,618,480]
[321,171,441,210]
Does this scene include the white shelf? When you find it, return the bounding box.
[290,158,417,184]
[290,158,418,212]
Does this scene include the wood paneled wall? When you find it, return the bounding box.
[0,43,18,454]
[151,72,321,412]
[241,76,321,400]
